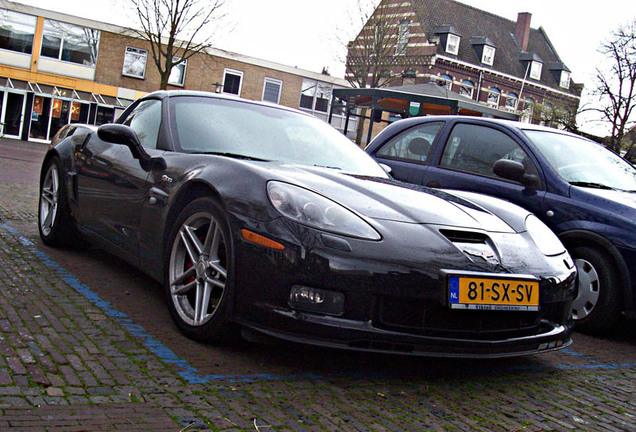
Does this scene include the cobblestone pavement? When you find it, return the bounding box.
[0,138,635,431]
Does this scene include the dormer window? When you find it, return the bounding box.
[529,61,542,80]
[446,34,460,55]
[471,38,496,66]
[521,53,544,81]
[435,26,461,56]
[482,45,496,65]
[559,70,571,89]
[549,62,571,89]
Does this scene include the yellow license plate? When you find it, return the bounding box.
[448,275,539,311]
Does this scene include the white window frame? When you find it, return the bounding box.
[438,75,453,91]
[505,93,519,111]
[122,46,148,79]
[482,45,495,66]
[222,68,243,96]
[559,70,571,89]
[446,34,460,55]
[459,81,475,98]
[168,57,187,86]
[487,88,501,107]
[529,61,543,80]
[262,77,282,104]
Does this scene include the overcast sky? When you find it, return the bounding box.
[12,0,634,134]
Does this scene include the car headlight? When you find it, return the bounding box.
[525,214,565,256]
[267,181,381,240]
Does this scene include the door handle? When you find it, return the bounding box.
[426,181,441,188]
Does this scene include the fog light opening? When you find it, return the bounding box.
[289,285,345,316]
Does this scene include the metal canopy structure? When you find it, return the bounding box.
[329,83,520,144]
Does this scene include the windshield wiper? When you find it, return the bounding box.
[569,181,613,190]
[313,164,342,170]
[196,151,269,162]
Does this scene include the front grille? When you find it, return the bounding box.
[375,296,542,340]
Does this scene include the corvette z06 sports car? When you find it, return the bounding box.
[39,91,577,358]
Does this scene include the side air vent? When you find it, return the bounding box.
[439,229,488,244]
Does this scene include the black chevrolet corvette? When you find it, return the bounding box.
[39,91,577,357]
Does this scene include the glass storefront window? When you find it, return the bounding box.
[95,106,115,125]
[0,9,36,54]
[30,95,51,140]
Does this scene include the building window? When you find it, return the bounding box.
[446,34,460,55]
[505,92,519,111]
[482,45,495,66]
[40,19,100,67]
[459,80,475,98]
[487,87,501,106]
[437,74,453,90]
[559,70,571,89]
[396,19,410,55]
[122,46,148,79]
[300,79,315,109]
[529,61,542,80]
[299,79,333,113]
[0,9,36,54]
[521,97,535,123]
[168,58,187,86]
[223,69,243,95]
[262,78,282,104]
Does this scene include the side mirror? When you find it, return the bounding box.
[493,159,539,189]
[97,124,165,171]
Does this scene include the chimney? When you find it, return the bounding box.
[515,12,532,52]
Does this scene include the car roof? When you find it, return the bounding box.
[405,115,590,140]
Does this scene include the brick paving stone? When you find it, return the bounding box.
[1,141,636,431]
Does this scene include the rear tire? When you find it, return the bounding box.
[165,197,237,342]
[38,157,77,247]
[570,245,622,334]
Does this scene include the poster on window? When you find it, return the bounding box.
[122,46,148,79]
[33,96,43,114]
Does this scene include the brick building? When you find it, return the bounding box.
[344,0,582,128]
[0,1,354,143]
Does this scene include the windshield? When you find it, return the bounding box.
[169,95,388,177]
[524,130,636,192]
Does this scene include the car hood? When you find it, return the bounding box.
[266,163,516,233]
[571,186,636,211]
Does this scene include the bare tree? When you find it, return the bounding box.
[593,20,636,153]
[129,0,225,89]
[345,0,406,89]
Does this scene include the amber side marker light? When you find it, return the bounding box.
[241,229,285,250]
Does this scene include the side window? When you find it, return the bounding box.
[122,99,161,149]
[440,123,539,179]
[376,122,443,163]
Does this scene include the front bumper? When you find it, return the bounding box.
[239,312,573,358]
[231,216,577,357]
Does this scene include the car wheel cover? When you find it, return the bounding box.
[39,164,59,237]
[169,211,228,327]
[571,258,600,320]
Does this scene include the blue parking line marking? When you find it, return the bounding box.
[2,222,634,383]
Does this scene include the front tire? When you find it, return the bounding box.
[165,197,236,342]
[570,245,622,334]
[38,157,77,247]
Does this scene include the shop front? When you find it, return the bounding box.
[0,78,130,142]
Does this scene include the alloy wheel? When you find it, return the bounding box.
[168,211,228,327]
[39,163,59,237]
